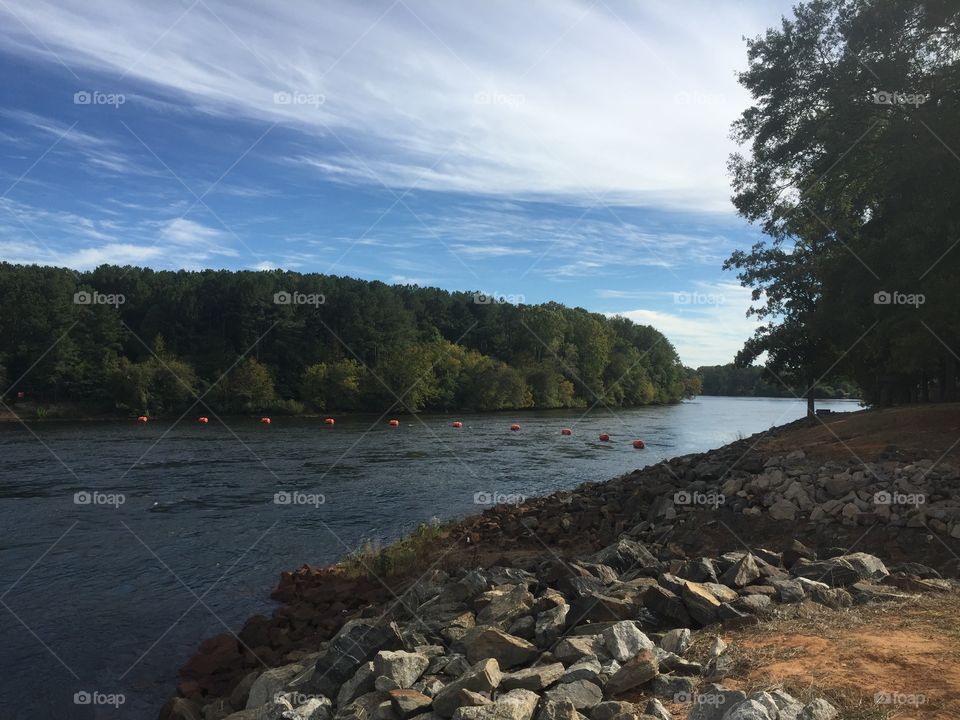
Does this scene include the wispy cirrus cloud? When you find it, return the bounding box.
[0,0,791,210]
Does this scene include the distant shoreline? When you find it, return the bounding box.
[0,395,862,424]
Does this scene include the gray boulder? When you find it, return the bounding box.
[797,699,838,720]
[313,620,399,697]
[604,650,658,695]
[602,622,655,662]
[499,663,565,692]
[374,651,430,689]
[658,629,690,656]
[452,689,539,720]
[544,680,604,711]
[463,627,538,669]
[432,659,502,718]
[246,664,303,710]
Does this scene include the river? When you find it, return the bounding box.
[0,396,859,719]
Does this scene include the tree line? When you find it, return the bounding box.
[697,364,858,400]
[0,264,699,417]
[726,0,960,412]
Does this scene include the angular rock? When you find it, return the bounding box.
[642,586,692,627]
[544,680,604,711]
[649,674,695,699]
[375,651,430,689]
[536,699,578,720]
[452,689,539,720]
[719,555,761,588]
[590,701,636,720]
[457,690,491,707]
[604,649,658,695]
[432,659,502,718]
[560,657,603,684]
[553,635,606,664]
[733,595,771,614]
[681,582,721,627]
[338,662,378,708]
[602,621,655,662]
[313,620,399,697]
[499,663,565,692]
[476,586,535,626]
[390,690,433,719]
[295,697,334,720]
[589,539,659,574]
[768,500,797,521]
[678,558,718,584]
[771,579,804,604]
[642,698,671,720]
[246,664,303,709]
[337,692,390,720]
[701,583,739,604]
[798,699,838,720]
[658,629,690,656]
[792,554,888,587]
[569,592,638,624]
[721,700,772,720]
[685,685,746,720]
[535,604,569,647]
[463,627,538,669]
[768,690,803,720]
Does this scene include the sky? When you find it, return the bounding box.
[0,0,796,367]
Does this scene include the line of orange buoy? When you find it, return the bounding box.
[140,415,645,448]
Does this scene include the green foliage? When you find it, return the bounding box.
[727,0,960,407]
[0,263,691,414]
[697,364,858,399]
[222,357,276,412]
[342,521,445,579]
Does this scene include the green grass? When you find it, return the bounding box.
[341,520,445,579]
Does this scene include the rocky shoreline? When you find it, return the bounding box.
[163,413,960,720]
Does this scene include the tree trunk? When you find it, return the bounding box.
[806,388,815,417]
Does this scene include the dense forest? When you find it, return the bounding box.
[697,364,859,399]
[0,264,699,417]
[726,0,960,412]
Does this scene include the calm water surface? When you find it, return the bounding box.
[0,396,859,719]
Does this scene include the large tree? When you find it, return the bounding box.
[727,0,960,409]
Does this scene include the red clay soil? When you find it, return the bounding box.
[757,403,960,464]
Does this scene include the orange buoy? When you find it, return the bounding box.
[324,418,335,425]
[198,417,209,424]
[260,417,272,424]
[510,423,521,432]
[561,428,572,436]
[632,439,645,449]
[388,419,400,427]
[452,421,463,428]
[137,415,148,423]
[599,433,610,442]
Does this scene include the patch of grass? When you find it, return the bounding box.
[341,520,446,580]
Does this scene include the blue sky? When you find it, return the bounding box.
[0,0,794,366]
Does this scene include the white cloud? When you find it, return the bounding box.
[0,0,792,210]
[607,281,762,367]
[451,244,532,257]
